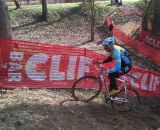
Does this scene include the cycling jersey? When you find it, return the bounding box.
[103,45,131,74]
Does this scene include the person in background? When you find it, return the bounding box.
[111,0,122,5]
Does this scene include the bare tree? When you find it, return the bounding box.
[42,0,48,21]
[152,0,160,35]
[0,0,12,38]
[90,0,95,41]
[13,0,21,9]
[27,0,31,5]
[142,0,153,31]
[142,0,160,36]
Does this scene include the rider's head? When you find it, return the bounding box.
[103,37,115,51]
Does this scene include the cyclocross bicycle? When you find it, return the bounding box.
[71,62,140,112]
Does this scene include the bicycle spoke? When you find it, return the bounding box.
[71,76,102,102]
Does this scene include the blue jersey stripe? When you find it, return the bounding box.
[108,46,121,73]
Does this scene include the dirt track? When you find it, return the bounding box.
[0,89,160,130]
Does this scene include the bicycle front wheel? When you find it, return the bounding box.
[111,87,140,112]
[71,76,102,102]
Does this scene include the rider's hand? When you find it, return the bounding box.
[94,61,101,65]
[102,69,108,75]
[97,60,103,64]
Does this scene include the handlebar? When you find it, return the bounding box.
[93,61,105,67]
[93,61,136,80]
[93,61,107,75]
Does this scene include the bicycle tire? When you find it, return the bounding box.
[111,87,140,112]
[71,76,102,102]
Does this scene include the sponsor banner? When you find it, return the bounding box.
[118,7,139,10]
[106,17,113,30]
[128,67,160,96]
[0,38,110,88]
[106,18,160,64]
[117,12,142,15]
[140,31,160,50]
[0,38,160,96]
[106,17,112,26]
[114,28,160,64]
[117,7,143,15]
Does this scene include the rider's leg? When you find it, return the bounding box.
[108,71,119,91]
[104,72,118,98]
[108,65,131,96]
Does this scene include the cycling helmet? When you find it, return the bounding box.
[103,37,115,48]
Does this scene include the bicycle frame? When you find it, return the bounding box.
[95,63,133,102]
[72,62,139,111]
[95,64,111,98]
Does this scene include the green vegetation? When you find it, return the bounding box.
[9,0,143,27]
[9,3,80,26]
[123,0,141,3]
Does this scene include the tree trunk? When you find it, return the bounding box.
[14,0,21,9]
[152,0,160,36]
[42,0,48,21]
[142,0,160,36]
[0,0,12,38]
[90,0,95,41]
[144,0,147,6]
[119,0,122,5]
[142,0,153,31]
[27,0,31,5]
[111,0,113,5]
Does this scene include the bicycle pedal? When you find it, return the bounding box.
[104,95,110,103]
[103,98,110,104]
[110,96,116,100]
[105,95,110,99]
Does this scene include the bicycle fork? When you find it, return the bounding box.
[100,75,110,99]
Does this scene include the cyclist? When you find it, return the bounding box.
[98,37,132,96]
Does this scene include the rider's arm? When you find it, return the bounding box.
[103,57,113,63]
[108,49,121,73]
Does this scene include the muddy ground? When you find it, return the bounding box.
[0,89,160,130]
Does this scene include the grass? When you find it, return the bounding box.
[9,2,108,26]
[123,0,141,2]
[8,0,142,27]
[9,3,84,23]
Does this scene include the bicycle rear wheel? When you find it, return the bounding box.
[111,87,140,112]
[71,76,102,102]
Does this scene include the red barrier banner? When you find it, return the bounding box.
[118,7,138,10]
[106,17,160,64]
[0,38,109,89]
[116,12,142,15]
[140,31,160,50]
[119,30,160,64]
[116,7,143,15]
[128,67,160,96]
[106,17,112,29]
[0,38,160,96]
